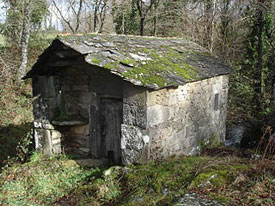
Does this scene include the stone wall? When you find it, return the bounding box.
[33,64,124,157]
[146,75,229,160]
[121,83,150,165]
[33,64,229,164]
[32,75,62,155]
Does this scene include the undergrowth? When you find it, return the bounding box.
[0,152,270,206]
[0,153,101,206]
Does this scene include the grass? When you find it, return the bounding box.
[0,151,274,206]
[0,154,101,206]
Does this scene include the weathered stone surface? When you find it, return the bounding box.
[72,125,90,135]
[123,83,147,128]
[78,92,91,104]
[52,120,88,126]
[51,130,62,140]
[121,124,150,165]
[147,75,229,159]
[79,147,90,154]
[147,105,169,127]
[34,121,55,130]
[34,129,52,155]
[52,143,61,153]
[73,136,89,147]
[52,138,61,145]
[174,193,223,206]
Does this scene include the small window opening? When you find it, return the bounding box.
[214,93,219,111]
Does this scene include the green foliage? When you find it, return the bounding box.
[0,152,274,206]
[198,133,223,153]
[0,123,33,169]
[0,84,33,127]
[31,0,48,30]
[0,155,98,206]
[227,66,255,123]
[3,0,48,47]
[189,163,249,188]
[242,1,275,116]
[113,1,140,35]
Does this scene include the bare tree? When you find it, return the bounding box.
[18,0,32,80]
[52,0,84,33]
[136,0,155,36]
[152,0,160,36]
[92,0,109,33]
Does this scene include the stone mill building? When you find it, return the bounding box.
[25,34,231,165]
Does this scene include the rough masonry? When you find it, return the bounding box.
[25,34,231,165]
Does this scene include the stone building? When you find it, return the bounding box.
[25,34,231,165]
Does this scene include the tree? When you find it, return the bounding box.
[52,0,84,33]
[2,0,48,80]
[203,0,217,53]
[243,0,274,116]
[112,0,139,35]
[93,0,108,33]
[135,0,156,36]
[18,0,32,80]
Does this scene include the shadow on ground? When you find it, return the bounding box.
[0,122,33,168]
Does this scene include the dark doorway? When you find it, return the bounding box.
[96,97,123,164]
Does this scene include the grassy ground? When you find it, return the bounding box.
[0,150,274,206]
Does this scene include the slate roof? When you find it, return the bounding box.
[26,34,232,89]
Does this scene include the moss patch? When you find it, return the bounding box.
[117,48,199,87]
[189,162,250,189]
[91,57,100,65]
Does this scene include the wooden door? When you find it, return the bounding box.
[97,97,123,164]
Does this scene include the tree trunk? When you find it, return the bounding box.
[88,13,92,32]
[255,0,264,113]
[140,17,145,36]
[153,2,157,36]
[210,0,217,53]
[75,0,83,33]
[18,0,31,81]
[136,0,155,36]
[94,0,99,32]
[122,12,125,34]
[204,0,216,53]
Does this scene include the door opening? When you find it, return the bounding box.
[97,97,123,164]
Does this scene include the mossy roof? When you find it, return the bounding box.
[26,34,232,89]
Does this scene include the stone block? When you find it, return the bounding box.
[34,121,55,130]
[79,147,90,154]
[34,129,52,155]
[123,103,147,128]
[51,130,62,140]
[168,91,177,105]
[52,144,61,154]
[74,136,89,147]
[147,105,169,127]
[52,138,61,145]
[73,125,90,135]
[65,103,79,115]
[121,124,150,165]
[79,92,91,104]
